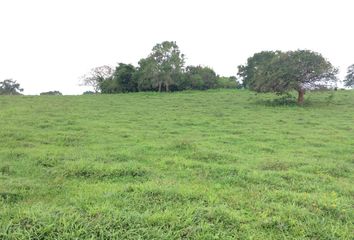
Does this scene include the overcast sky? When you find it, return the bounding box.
[0,0,353,95]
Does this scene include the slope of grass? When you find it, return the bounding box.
[0,90,353,239]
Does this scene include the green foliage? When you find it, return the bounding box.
[344,64,354,87]
[135,57,159,91]
[0,79,23,95]
[80,65,114,92]
[137,41,185,92]
[237,51,280,89]
[100,63,138,94]
[90,42,241,93]
[238,50,338,104]
[40,91,62,96]
[183,66,218,90]
[99,77,118,94]
[0,90,353,239]
[216,76,241,89]
[113,63,138,93]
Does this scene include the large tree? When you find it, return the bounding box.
[96,64,138,94]
[183,66,218,90]
[238,50,338,104]
[0,79,24,95]
[137,41,185,92]
[80,65,114,92]
[237,51,281,89]
[136,57,159,91]
[344,64,354,88]
[112,63,138,93]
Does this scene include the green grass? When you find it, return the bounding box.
[0,90,353,239]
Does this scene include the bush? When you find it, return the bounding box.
[40,91,62,96]
[216,76,241,89]
[82,91,95,95]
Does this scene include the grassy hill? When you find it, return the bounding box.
[0,90,353,239]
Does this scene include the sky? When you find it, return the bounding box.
[0,0,353,95]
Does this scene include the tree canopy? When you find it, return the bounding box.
[138,41,185,92]
[344,64,354,88]
[80,65,114,92]
[237,50,338,104]
[0,79,24,95]
[100,63,138,94]
[237,51,280,89]
[80,41,238,94]
[113,63,138,93]
[183,66,218,90]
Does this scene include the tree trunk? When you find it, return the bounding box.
[166,82,169,92]
[158,82,162,92]
[297,89,305,105]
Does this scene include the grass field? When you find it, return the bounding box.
[0,90,353,239]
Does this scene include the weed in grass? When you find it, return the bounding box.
[0,165,10,175]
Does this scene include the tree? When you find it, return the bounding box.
[237,51,280,89]
[99,78,118,94]
[112,63,138,93]
[216,76,241,89]
[184,66,218,90]
[344,64,354,87]
[0,79,23,95]
[40,91,62,96]
[80,65,114,92]
[238,50,338,104]
[137,41,185,92]
[136,57,159,91]
[98,63,138,94]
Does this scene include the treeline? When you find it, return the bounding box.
[1,41,354,97]
[82,41,241,93]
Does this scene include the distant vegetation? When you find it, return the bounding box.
[81,41,352,105]
[82,91,95,95]
[0,79,23,95]
[40,91,62,96]
[237,50,338,104]
[2,41,354,98]
[344,64,354,87]
[81,41,241,94]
